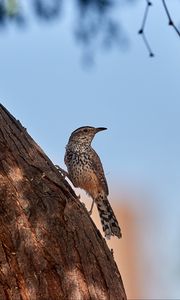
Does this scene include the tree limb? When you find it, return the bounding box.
[0,104,126,300]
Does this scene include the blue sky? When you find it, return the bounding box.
[1,0,180,298]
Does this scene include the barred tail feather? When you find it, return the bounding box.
[95,195,122,239]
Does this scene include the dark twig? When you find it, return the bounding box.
[138,0,154,57]
[162,0,180,37]
[142,33,154,57]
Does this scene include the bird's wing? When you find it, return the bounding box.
[90,149,109,196]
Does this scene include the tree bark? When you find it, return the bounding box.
[0,104,127,300]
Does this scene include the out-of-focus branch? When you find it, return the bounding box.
[139,0,180,57]
[1,0,180,58]
[138,0,154,57]
[161,0,180,37]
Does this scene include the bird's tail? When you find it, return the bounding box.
[95,195,122,239]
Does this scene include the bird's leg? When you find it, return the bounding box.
[55,165,79,194]
[55,165,69,179]
[55,165,81,200]
[89,199,95,215]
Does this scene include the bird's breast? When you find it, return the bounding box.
[65,150,101,198]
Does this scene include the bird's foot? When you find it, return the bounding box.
[77,194,81,200]
[88,199,95,215]
[88,208,93,216]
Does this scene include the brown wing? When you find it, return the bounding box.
[90,149,109,196]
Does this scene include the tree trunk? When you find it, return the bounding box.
[0,104,127,300]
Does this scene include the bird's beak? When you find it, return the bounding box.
[95,127,107,133]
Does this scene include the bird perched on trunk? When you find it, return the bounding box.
[63,126,121,239]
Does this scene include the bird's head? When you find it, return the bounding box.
[68,126,107,146]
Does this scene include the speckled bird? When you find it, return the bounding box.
[64,126,121,239]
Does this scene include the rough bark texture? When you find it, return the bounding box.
[0,104,127,300]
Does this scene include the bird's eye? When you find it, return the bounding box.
[83,129,88,133]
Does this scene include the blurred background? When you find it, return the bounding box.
[1,0,180,298]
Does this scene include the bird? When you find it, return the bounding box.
[63,126,122,239]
